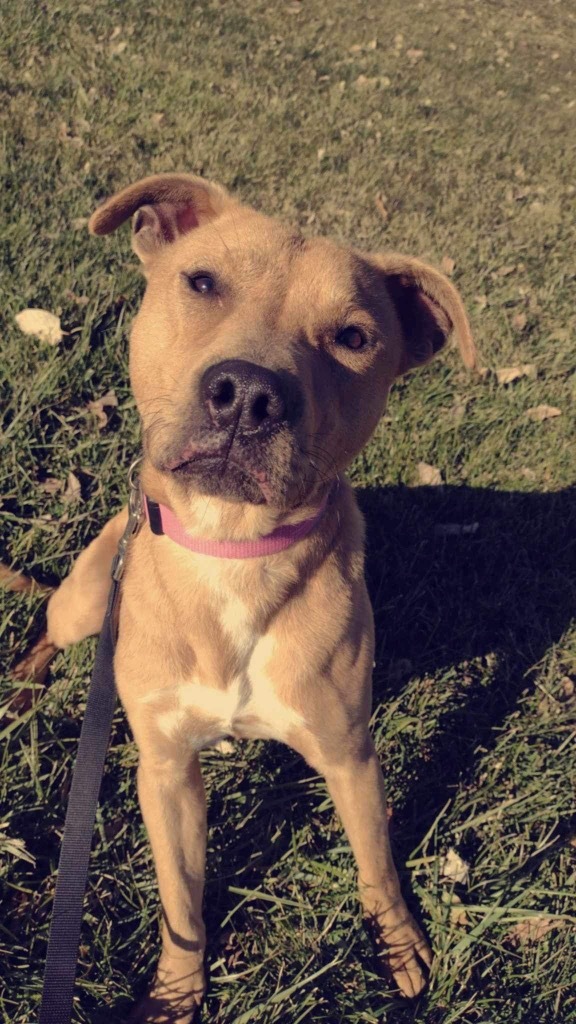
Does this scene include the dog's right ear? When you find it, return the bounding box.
[88,173,233,262]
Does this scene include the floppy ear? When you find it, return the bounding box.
[88,172,233,263]
[370,253,477,373]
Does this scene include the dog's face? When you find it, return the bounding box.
[90,174,476,514]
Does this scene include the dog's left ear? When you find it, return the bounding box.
[369,253,477,373]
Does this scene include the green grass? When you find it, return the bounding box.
[1,0,575,1021]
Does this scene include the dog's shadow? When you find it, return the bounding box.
[104,483,575,1022]
[192,483,575,1011]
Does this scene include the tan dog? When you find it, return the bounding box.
[43,174,476,1023]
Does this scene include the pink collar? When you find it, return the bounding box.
[143,483,337,559]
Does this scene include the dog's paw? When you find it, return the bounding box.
[368,909,432,999]
[128,953,206,1024]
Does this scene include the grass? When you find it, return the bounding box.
[1,0,575,1021]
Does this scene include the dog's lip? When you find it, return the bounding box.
[164,445,227,472]
[164,446,275,502]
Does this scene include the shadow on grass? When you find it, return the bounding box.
[197,482,576,1019]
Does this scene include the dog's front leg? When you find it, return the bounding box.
[129,754,207,1024]
[319,737,432,998]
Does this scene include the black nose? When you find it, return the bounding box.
[201,359,289,434]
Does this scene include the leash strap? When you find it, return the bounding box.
[38,580,119,1024]
[38,458,143,1024]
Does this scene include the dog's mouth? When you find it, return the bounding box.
[163,442,282,505]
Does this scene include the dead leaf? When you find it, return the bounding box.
[406,48,424,61]
[434,522,479,537]
[526,405,561,422]
[474,294,488,311]
[38,477,63,495]
[64,290,90,307]
[214,739,235,755]
[63,472,81,504]
[110,40,128,55]
[440,847,470,885]
[441,256,455,276]
[354,75,390,90]
[317,147,326,161]
[388,658,413,684]
[495,364,536,385]
[375,194,388,221]
[87,389,118,429]
[496,264,516,277]
[559,677,574,701]
[512,311,527,330]
[417,462,443,486]
[441,890,468,926]
[15,308,63,346]
[71,217,88,230]
[506,916,563,946]
[151,112,165,126]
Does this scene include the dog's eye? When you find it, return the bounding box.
[335,326,367,351]
[187,274,215,295]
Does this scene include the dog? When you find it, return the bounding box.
[39,173,476,1022]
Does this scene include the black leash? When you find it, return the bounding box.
[38,463,143,1024]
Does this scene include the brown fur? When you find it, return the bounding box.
[33,173,475,1022]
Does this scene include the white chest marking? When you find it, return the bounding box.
[152,635,304,748]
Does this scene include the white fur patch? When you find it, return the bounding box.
[151,636,304,747]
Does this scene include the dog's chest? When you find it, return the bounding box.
[144,559,304,749]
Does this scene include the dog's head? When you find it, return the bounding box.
[90,173,476,529]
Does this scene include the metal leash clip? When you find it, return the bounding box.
[111,456,144,582]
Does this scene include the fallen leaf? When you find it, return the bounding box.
[63,472,81,504]
[354,75,390,89]
[559,676,574,701]
[87,389,118,429]
[474,294,488,310]
[512,311,527,330]
[15,308,63,346]
[441,256,455,276]
[388,658,413,684]
[526,405,561,422]
[441,891,468,926]
[151,112,165,126]
[434,522,479,537]
[440,847,470,885]
[496,264,516,277]
[110,40,128,55]
[71,217,88,230]
[406,48,424,61]
[64,290,90,307]
[38,477,63,495]
[317,147,326,161]
[506,916,563,946]
[417,462,443,486]
[495,364,536,385]
[214,739,235,755]
[374,194,388,221]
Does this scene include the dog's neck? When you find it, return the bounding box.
[140,460,338,545]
